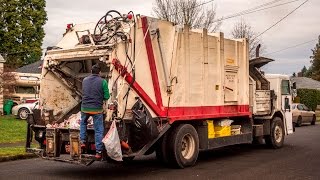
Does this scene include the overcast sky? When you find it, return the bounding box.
[43,0,320,75]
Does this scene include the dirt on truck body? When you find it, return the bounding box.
[26,10,294,168]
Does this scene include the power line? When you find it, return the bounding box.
[253,0,309,40]
[166,0,215,18]
[265,39,317,55]
[214,0,283,22]
[214,0,302,22]
[166,0,298,25]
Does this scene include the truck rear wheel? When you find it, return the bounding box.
[168,124,199,168]
[265,117,284,149]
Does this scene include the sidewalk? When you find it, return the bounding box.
[0,141,25,148]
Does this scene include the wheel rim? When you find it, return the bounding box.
[20,109,28,119]
[181,133,195,160]
[274,125,283,143]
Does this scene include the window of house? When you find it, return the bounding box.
[15,86,36,94]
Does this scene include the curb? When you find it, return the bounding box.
[0,153,37,163]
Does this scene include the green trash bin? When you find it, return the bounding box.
[3,99,14,115]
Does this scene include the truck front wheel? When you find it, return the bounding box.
[265,117,285,149]
[168,124,199,168]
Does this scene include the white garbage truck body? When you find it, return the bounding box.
[26,11,293,168]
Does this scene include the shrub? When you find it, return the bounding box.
[296,89,320,111]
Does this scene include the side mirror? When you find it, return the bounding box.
[292,82,296,89]
[285,97,290,112]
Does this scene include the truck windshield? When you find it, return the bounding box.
[281,80,290,95]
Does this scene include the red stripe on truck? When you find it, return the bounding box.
[112,59,250,123]
[165,105,251,123]
[141,16,163,108]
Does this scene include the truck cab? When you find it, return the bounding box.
[265,74,294,134]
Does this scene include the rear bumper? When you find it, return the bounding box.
[26,148,96,166]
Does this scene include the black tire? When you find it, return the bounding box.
[167,124,199,168]
[144,146,155,156]
[155,130,171,164]
[18,108,30,120]
[296,116,302,127]
[252,136,264,145]
[311,115,316,125]
[265,117,285,149]
[123,156,135,162]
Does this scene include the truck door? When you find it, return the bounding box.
[281,80,293,134]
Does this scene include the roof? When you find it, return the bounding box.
[291,77,320,90]
[15,61,42,74]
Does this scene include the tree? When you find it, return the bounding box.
[309,35,320,81]
[301,65,307,77]
[0,65,16,100]
[152,0,221,32]
[0,0,47,68]
[292,72,296,77]
[231,19,264,59]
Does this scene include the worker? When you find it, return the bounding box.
[80,64,110,160]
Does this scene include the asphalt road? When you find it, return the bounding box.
[1,124,320,180]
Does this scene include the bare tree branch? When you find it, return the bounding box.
[231,18,265,59]
[153,0,221,32]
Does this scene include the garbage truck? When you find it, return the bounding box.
[26,10,294,168]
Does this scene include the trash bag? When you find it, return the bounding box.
[130,99,159,151]
[102,121,123,161]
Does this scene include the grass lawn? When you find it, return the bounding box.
[0,115,27,143]
[0,146,27,156]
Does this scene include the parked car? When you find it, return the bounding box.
[292,103,316,127]
[12,101,39,120]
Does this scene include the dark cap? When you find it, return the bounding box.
[91,64,101,74]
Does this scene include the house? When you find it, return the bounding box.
[7,61,43,104]
[16,60,42,74]
[0,55,5,115]
[291,77,320,90]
